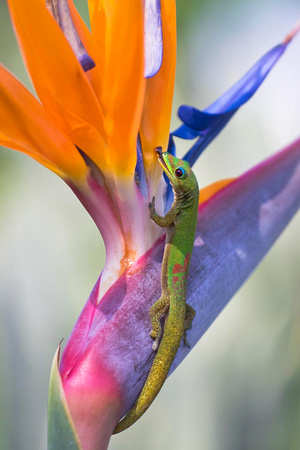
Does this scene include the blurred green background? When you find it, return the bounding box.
[0,0,299,449]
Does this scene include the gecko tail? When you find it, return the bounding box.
[113,357,171,434]
[112,400,147,434]
[113,330,183,434]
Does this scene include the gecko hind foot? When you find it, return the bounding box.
[183,303,196,348]
[149,295,169,351]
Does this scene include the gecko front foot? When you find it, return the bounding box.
[149,196,156,219]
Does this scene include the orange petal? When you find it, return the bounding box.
[139,0,176,173]
[7,0,107,156]
[0,65,86,179]
[199,179,236,205]
[90,0,145,175]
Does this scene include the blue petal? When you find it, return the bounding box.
[207,44,286,114]
[178,107,227,132]
[172,123,200,140]
[135,135,148,198]
[144,0,163,78]
[182,111,235,166]
[171,41,291,166]
[167,135,176,156]
[164,136,176,211]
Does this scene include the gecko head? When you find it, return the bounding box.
[155,147,198,195]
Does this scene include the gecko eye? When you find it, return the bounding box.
[175,167,185,178]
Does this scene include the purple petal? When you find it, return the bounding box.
[61,139,300,421]
[144,0,163,78]
[135,135,148,197]
[171,31,298,166]
[78,53,96,72]
[47,0,95,72]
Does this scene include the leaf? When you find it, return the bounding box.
[48,346,81,450]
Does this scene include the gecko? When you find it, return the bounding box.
[113,147,199,433]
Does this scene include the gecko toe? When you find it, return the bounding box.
[150,330,157,339]
[183,334,191,348]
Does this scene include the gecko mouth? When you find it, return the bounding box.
[155,146,170,174]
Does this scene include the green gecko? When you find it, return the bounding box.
[113,147,199,434]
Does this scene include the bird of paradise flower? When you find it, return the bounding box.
[0,0,299,449]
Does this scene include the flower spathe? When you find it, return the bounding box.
[56,139,300,449]
[1,0,300,448]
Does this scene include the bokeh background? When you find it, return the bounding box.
[0,0,299,449]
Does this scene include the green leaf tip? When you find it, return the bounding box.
[48,345,81,450]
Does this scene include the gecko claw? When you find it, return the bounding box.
[152,339,159,351]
